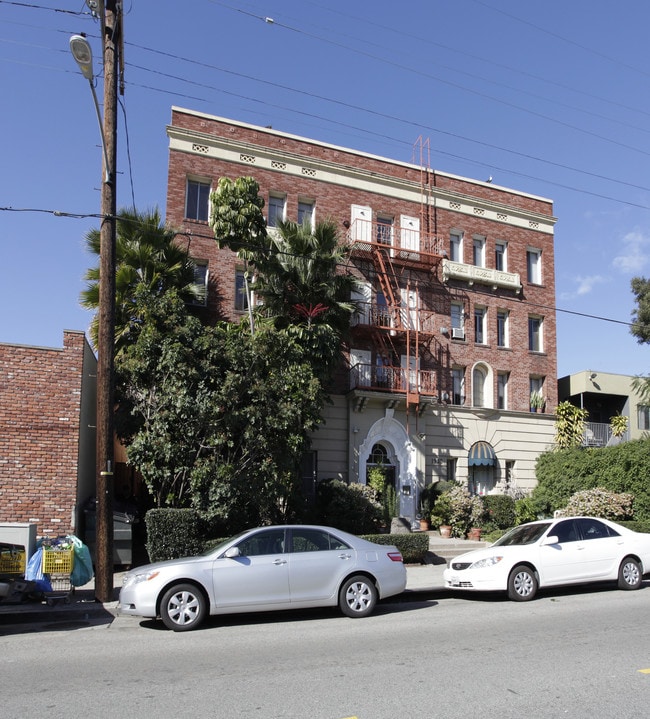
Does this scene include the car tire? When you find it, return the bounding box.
[507,565,538,601]
[160,583,207,631]
[618,557,642,590]
[339,575,378,618]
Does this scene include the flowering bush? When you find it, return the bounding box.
[447,486,485,538]
[563,487,634,521]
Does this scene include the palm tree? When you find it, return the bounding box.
[80,207,200,352]
[253,218,358,334]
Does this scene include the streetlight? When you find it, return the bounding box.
[69,35,111,182]
[69,7,120,602]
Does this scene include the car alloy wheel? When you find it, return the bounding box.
[339,575,378,618]
[618,557,642,590]
[160,583,207,631]
[507,564,538,601]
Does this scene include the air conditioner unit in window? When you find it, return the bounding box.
[451,327,465,340]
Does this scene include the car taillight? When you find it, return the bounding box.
[387,552,403,562]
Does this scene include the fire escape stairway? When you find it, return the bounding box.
[371,246,420,411]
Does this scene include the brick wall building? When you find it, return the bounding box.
[165,107,557,521]
[0,330,96,536]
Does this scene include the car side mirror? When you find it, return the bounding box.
[224,546,241,558]
[542,535,559,546]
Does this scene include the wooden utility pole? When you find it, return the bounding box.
[94,0,121,603]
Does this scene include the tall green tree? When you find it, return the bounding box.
[115,288,324,530]
[80,207,200,352]
[209,177,358,379]
[629,277,650,401]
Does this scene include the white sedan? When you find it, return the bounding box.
[443,516,650,601]
[118,525,406,630]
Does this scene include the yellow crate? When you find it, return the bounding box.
[0,549,26,574]
[42,548,74,575]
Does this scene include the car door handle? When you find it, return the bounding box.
[273,559,287,565]
[338,553,352,560]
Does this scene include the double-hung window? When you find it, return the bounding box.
[235,268,250,312]
[268,194,286,227]
[186,179,210,221]
[474,307,486,344]
[638,405,650,431]
[497,371,509,409]
[449,231,463,262]
[298,200,315,227]
[496,310,508,348]
[189,261,208,307]
[528,315,543,352]
[473,236,486,267]
[451,302,464,340]
[495,241,507,271]
[527,248,542,284]
[452,367,465,405]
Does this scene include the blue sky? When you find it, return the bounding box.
[1,0,649,378]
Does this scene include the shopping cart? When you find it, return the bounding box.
[41,544,75,605]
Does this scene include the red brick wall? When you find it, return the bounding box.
[0,331,88,536]
[166,109,557,412]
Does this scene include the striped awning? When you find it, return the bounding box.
[468,441,497,467]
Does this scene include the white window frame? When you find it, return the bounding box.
[495,241,507,271]
[234,267,250,312]
[452,367,465,405]
[474,306,487,344]
[185,178,211,221]
[496,309,508,348]
[189,261,209,307]
[376,215,393,246]
[450,230,463,262]
[473,236,486,267]
[527,248,542,284]
[298,199,315,227]
[267,193,286,228]
[528,315,543,352]
[497,371,508,409]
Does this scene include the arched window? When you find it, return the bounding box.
[472,365,487,407]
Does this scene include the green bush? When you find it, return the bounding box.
[483,495,515,530]
[145,508,206,562]
[514,496,539,525]
[533,439,650,520]
[314,479,382,534]
[362,532,429,564]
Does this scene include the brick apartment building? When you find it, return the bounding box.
[165,107,557,522]
[0,330,96,536]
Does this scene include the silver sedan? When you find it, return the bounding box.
[118,525,407,631]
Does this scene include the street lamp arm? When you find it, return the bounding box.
[87,79,112,183]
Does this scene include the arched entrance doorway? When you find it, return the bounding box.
[358,412,418,522]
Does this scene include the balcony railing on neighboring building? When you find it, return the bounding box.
[582,421,630,447]
[350,363,437,396]
[441,258,522,292]
[351,301,436,334]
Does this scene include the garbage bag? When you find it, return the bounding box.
[68,535,94,587]
[24,547,52,593]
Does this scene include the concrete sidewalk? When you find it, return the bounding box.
[0,533,481,626]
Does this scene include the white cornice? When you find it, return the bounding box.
[168,120,557,235]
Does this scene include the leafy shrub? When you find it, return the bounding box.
[362,532,429,564]
[533,439,650,520]
[483,495,515,530]
[145,508,206,562]
[314,479,382,534]
[447,487,484,538]
[514,496,539,525]
[562,487,634,520]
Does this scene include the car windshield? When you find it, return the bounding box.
[492,522,552,546]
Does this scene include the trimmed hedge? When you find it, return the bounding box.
[145,508,206,562]
[361,532,429,564]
